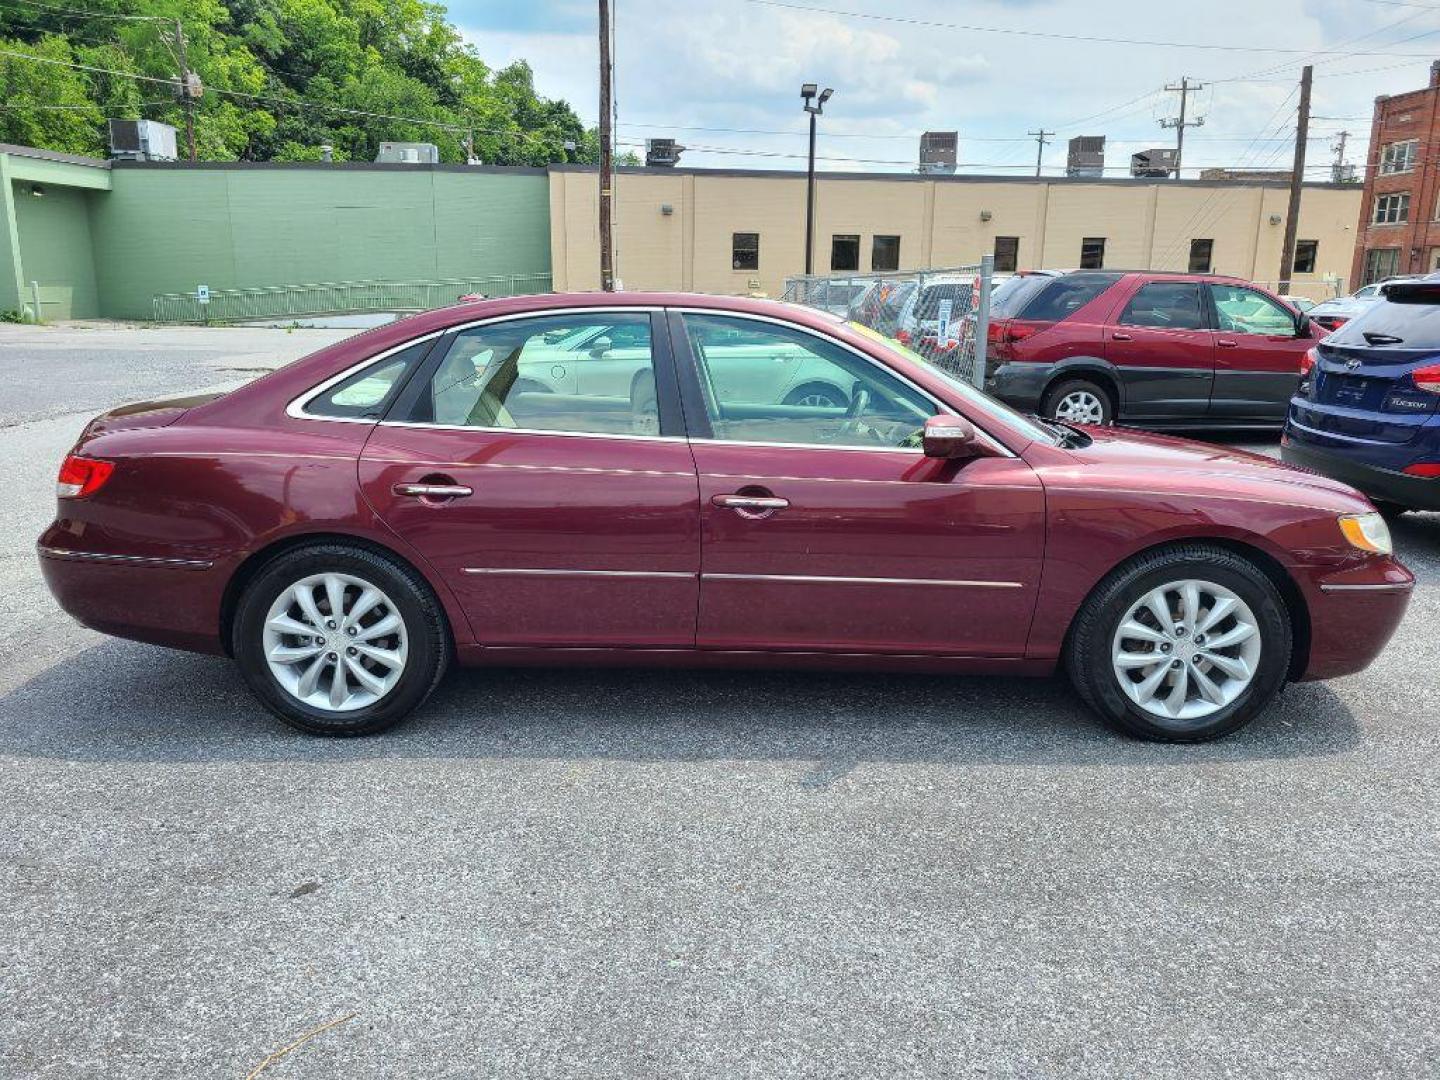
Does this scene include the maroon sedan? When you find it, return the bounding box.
[39,293,1413,742]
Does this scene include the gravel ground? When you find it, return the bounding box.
[0,325,1437,1079]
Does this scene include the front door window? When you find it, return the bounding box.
[1208,285,1297,337]
[681,313,935,450]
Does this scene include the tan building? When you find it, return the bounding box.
[549,165,1363,301]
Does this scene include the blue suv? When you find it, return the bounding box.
[1283,278,1440,512]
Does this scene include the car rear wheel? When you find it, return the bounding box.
[1066,544,1292,742]
[1043,378,1113,425]
[234,544,451,736]
[782,382,848,409]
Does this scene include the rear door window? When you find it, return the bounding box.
[1119,282,1207,330]
[1018,273,1122,322]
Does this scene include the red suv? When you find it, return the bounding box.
[984,271,1324,427]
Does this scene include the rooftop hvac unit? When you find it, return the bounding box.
[376,142,440,164]
[645,138,684,167]
[107,119,178,162]
[1066,135,1105,178]
[919,131,958,174]
[1130,147,1179,178]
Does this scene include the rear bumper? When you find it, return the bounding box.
[986,362,1050,412]
[1281,437,1440,511]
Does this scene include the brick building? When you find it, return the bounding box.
[1352,61,1440,286]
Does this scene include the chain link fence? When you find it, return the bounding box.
[150,273,553,324]
[782,258,994,386]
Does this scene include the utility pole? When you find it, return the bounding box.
[1160,76,1205,179]
[598,0,615,292]
[1027,129,1053,178]
[1331,129,1351,183]
[174,19,197,161]
[1278,65,1314,293]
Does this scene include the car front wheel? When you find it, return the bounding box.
[1066,544,1292,742]
[234,544,451,736]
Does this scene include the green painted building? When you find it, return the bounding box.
[0,143,553,321]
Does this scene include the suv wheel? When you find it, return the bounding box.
[1066,544,1292,742]
[234,544,451,736]
[1044,378,1113,425]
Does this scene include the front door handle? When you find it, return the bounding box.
[393,482,473,500]
[1217,339,1239,348]
[1111,332,1133,341]
[712,493,789,518]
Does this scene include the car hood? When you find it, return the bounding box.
[1309,297,1364,316]
[1052,424,1368,506]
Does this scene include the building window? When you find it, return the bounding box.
[994,236,1019,273]
[831,235,860,272]
[732,232,759,271]
[1188,239,1213,274]
[871,235,900,272]
[1363,248,1400,285]
[1380,139,1419,175]
[1079,237,1106,269]
[1374,193,1411,225]
[1293,240,1318,275]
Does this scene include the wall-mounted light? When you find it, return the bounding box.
[979,209,993,222]
[660,203,674,215]
[29,184,45,198]
[1269,213,1283,225]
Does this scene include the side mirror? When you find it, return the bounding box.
[1295,313,1311,338]
[922,414,984,459]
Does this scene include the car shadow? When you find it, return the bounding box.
[0,638,1364,771]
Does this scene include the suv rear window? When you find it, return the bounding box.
[1017,273,1122,322]
[1330,282,1440,349]
[990,274,1053,318]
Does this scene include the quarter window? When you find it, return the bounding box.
[1208,285,1297,337]
[1079,237,1106,269]
[306,341,431,419]
[406,313,659,436]
[993,236,1019,273]
[1374,193,1411,224]
[1380,139,1418,175]
[871,234,901,272]
[681,313,935,450]
[1119,282,1207,330]
[732,232,759,271]
[1293,239,1319,275]
[831,234,860,272]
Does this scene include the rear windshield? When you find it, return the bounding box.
[1017,272,1122,322]
[990,274,1053,318]
[1329,283,1440,350]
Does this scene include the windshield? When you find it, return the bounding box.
[846,322,1058,445]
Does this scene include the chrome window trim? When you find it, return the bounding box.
[287,307,666,426]
[378,420,688,444]
[669,306,1015,458]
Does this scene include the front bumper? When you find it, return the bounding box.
[1281,437,1440,511]
[1297,557,1414,681]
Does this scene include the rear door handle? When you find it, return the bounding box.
[712,493,789,519]
[1217,339,1239,348]
[393,482,473,499]
[1111,332,1133,341]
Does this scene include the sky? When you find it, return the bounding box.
[449,0,1439,179]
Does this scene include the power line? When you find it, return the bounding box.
[742,0,1440,55]
[0,0,166,21]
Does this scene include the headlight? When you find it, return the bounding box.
[1338,512,1393,555]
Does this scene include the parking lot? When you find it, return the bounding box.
[1,323,1438,1078]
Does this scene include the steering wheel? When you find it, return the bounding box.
[833,387,872,439]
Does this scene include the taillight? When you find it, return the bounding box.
[1403,462,1440,477]
[897,328,912,345]
[56,454,114,499]
[1299,348,1319,376]
[1412,363,1440,394]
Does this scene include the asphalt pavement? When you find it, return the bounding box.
[1,324,1437,1078]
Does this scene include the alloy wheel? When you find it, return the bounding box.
[262,572,409,712]
[1110,578,1262,722]
[1054,390,1105,424]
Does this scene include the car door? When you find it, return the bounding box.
[1206,283,1313,421]
[358,308,700,648]
[1103,279,1215,421]
[672,310,1045,657]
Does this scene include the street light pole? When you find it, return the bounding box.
[801,83,833,277]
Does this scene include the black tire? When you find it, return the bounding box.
[782,382,849,409]
[1042,377,1114,425]
[234,543,451,736]
[1065,544,1293,743]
